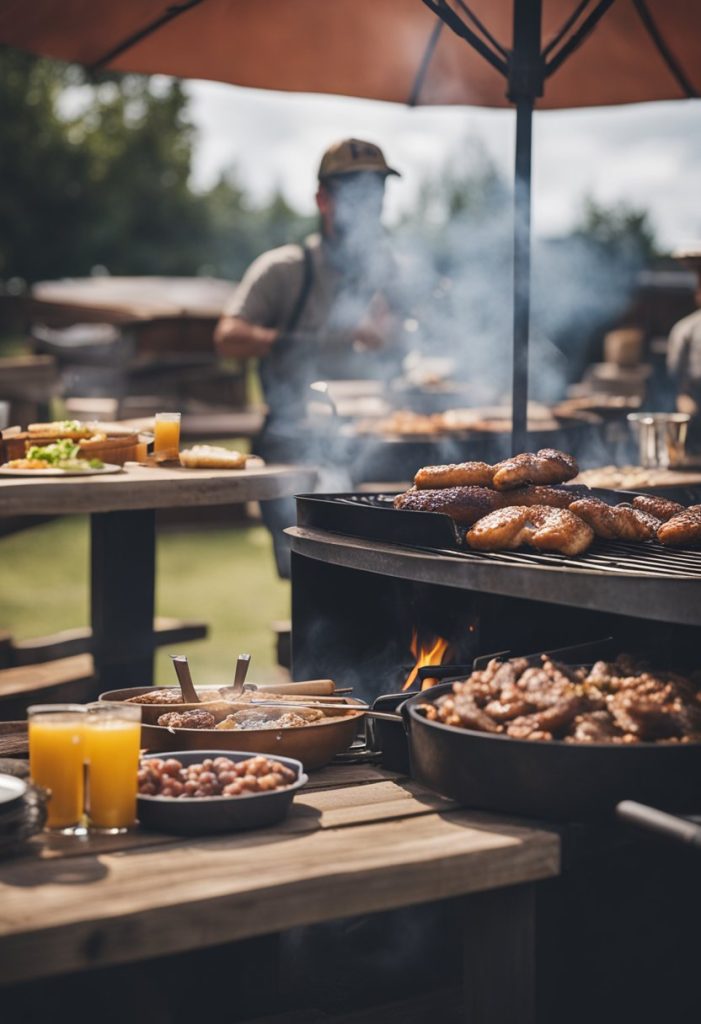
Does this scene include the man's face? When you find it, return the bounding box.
[318,172,386,242]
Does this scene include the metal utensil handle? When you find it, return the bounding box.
[170,655,199,704]
[616,800,701,849]
[232,653,252,694]
[249,700,400,722]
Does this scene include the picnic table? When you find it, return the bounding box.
[0,761,559,1022]
[0,463,316,697]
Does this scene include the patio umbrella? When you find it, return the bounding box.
[2,0,700,450]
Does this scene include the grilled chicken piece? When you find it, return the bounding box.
[632,495,685,521]
[491,448,578,491]
[501,485,572,509]
[393,485,502,525]
[466,505,594,556]
[657,509,701,547]
[569,497,660,541]
[414,461,494,489]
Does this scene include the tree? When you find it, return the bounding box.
[0,49,314,287]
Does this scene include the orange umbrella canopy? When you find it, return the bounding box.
[0,0,698,109]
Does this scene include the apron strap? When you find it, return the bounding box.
[284,242,314,334]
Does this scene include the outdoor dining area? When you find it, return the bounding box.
[2,2,701,1023]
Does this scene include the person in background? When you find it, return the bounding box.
[215,138,409,577]
[666,251,701,449]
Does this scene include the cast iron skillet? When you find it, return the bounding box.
[398,681,701,846]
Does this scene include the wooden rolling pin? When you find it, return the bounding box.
[242,679,336,696]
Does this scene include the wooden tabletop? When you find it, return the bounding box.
[0,763,559,985]
[0,463,317,517]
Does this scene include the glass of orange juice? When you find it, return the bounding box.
[153,412,181,462]
[84,703,142,834]
[28,704,87,833]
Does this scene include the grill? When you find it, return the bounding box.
[292,490,701,627]
[296,490,701,577]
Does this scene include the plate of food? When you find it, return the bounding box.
[0,438,122,475]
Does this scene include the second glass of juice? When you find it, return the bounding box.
[84,703,142,833]
[28,704,86,833]
[153,412,181,462]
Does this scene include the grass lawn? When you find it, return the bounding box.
[0,517,291,686]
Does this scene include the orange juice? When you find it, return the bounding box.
[85,713,141,830]
[153,413,181,460]
[28,710,85,830]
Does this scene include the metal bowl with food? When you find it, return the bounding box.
[137,750,308,835]
[139,699,366,770]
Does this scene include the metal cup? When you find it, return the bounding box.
[627,413,690,468]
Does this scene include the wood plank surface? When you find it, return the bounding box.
[0,464,316,517]
[0,654,94,698]
[0,776,559,984]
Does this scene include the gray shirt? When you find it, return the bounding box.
[224,232,407,421]
[667,308,701,401]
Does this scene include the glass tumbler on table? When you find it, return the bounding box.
[153,412,181,462]
[84,703,141,834]
[28,704,86,833]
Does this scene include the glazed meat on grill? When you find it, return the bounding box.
[491,449,578,491]
[414,461,494,489]
[632,495,685,522]
[657,508,701,548]
[393,486,503,525]
[417,655,701,743]
[466,505,594,556]
[568,497,660,541]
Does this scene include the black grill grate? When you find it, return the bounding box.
[430,540,701,579]
[315,493,701,580]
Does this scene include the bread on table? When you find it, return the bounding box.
[178,445,248,469]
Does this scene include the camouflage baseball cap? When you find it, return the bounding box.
[318,138,401,182]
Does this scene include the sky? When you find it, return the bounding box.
[184,79,701,251]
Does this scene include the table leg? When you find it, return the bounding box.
[91,509,156,690]
[461,883,535,1024]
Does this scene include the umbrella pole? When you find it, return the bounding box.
[512,95,533,454]
[509,0,542,454]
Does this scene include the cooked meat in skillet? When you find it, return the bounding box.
[632,495,685,521]
[414,461,495,489]
[157,709,217,729]
[417,655,701,743]
[466,505,594,556]
[491,448,578,490]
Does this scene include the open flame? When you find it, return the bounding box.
[403,628,451,691]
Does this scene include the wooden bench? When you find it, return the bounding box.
[0,616,209,717]
[0,654,96,718]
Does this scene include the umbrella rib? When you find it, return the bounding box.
[421,0,508,76]
[452,0,509,59]
[544,0,615,78]
[632,0,698,99]
[408,18,444,106]
[89,0,206,70]
[542,0,592,60]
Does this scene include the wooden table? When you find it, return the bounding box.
[0,463,316,688]
[0,763,559,1022]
